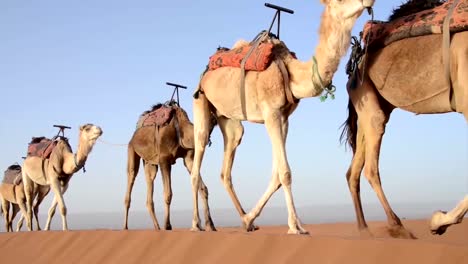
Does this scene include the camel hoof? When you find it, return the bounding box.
[241,214,259,232]
[387,225,416,239]
[190,226,204,232]
[287,228,309,235]
[165,224,172,231]
[205,223,217,232]
[358,228,374,238]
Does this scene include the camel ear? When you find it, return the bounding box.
[320,0,329,4]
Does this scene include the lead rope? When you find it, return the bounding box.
[98,138,128,147]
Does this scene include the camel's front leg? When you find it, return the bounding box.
[48,179,69,231]
[430,195,468,235]
[183,152,216,231]
[124,144,140,230]
[246,115,308,235]
[144,162,160,230]
[160,161,173,230]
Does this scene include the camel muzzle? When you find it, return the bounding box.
[362,0,375,8]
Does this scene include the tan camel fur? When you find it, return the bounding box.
[341,2,468,238]
[0,181,50,232]
[190,0,375,234]
[22,124,103,231]
[124,104,216,231]
[430,195,468,235]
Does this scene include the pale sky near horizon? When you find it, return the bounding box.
[1,0,466,229]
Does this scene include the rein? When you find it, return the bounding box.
[73,154,86,173]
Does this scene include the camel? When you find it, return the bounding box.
[0,178,50,232]
[430,195,468,235]
[341,0,468,238]
[22,124,103,231]
[124,102,216,230]
[190,0,375,234]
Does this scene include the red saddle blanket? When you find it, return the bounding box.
[208,42,274,71]
[2,164,22,185]
[363,0,468,48]
[137,106,174,129]
[27,137,58,159]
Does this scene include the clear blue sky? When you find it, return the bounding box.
[1,0,466,223]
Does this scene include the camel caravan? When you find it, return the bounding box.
[1,0,467,238]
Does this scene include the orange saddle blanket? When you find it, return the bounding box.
[137,106,174,129]
[363,0,468,48]
[27,137,58,159]
[208,42,274,71]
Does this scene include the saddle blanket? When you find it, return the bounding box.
[137,106,174,129]
[27,137,58,159]
[208,42,274,71]
[363,0,468,48]
[3,164,22,185]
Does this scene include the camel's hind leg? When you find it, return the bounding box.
[183,151,216,231]
[190,93,212,231]
[246,114,308,235]
[9,204,21,231]
[22,170,35,231]
[1,199,11,232]
[218,117,250,218]
[350,78,414,239]
[123,144,141,230]
[144,162,160,230]
[345,122,370,236]
[32,186,50,230]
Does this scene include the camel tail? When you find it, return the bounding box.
[340,99,358,154]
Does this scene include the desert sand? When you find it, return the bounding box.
[0,219,467,264]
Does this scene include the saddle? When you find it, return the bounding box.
[363,0,468,49]
[2,164,22,185]
[27,136,59,159]
[137,105,175,129]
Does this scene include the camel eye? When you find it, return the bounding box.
[85,127,90,132]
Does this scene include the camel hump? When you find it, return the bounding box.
[27,137,59,159]
[3,165,22,185]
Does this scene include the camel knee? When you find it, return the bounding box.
[60,206,67,216]
[124,197,131,208]
[199,184,209,199]
[164,192,173,205]
[370,110,387,135]
[146,201,154,210]
[279,171,292,186]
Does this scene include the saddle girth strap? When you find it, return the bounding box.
[275,58,296,105]
[239,32,269,119]
[443,0,460,110]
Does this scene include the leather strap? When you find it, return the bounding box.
[275,58,296,105]
[442,0,459,109]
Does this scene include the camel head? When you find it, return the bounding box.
[320,0,375,20]
[78,123,103,148]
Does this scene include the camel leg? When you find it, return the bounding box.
[144,162,160,230]
[190,93,212,231]
[352,79,414,239]
[183,151,216,231]
[1,199,11,232]
[246,115,308,234]
[217,117,250,218]
[345,123,370,236]
[430,195,468,235]
[22,171,35,231]
[33,186,50,231]
[44,183,69,231]
[159,161,173,230]
[47,179,69,231]
[123,144,141,230]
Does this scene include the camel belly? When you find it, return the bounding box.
[368,34,453,114]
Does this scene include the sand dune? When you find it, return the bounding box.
[0,219,467,264]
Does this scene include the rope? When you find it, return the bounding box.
[311,56,336,102]
[98,138,128,147]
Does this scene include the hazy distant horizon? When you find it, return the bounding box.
[9,200,459,231]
